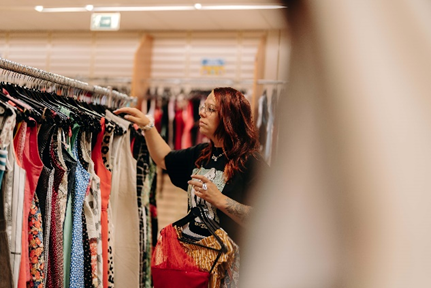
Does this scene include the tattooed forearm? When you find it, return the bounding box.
[225,198,252,224]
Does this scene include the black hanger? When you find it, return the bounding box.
[173,205,228,273]
[0,87,36,123]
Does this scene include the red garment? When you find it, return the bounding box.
[91,118,112,288]
[182,101,194,149]
[152,268,210,288]
[154,107,162,133]
[152,224,210,288]
[15,121,43,288]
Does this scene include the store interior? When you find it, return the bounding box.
[3,0,431,287]
[0,1,290,287]
[1,0,289,232]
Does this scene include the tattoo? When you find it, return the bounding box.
[225,198,252,223]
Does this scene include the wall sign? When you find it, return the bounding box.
[201,58,225,75]
[90,13,121,31]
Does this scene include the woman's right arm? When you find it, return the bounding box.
[114,107,171,170]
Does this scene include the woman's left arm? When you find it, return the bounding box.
[188,175,252,226]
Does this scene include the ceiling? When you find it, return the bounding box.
[0,0,288,31]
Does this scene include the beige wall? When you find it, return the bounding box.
[0,30,289,95]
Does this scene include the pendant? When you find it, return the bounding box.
[212,153,223,162]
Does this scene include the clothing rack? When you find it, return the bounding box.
[0,57,137,106]
[142,78,287,86]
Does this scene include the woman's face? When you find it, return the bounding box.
[198,91,221,142]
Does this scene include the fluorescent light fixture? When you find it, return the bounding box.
[36,4,286,13]
[40,7,88,12]
[202,5,286,10]
[93,6,195,12]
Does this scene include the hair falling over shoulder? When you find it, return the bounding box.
[195,87,260,182]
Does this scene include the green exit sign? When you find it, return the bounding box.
[91,13,121,31]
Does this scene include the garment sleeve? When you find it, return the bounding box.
[164,143,207,191]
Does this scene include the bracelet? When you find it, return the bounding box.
[140,115,155,131]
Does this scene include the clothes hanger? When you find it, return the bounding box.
[0,85,40,125]
[5,81,69,126]
[173,205,228,273]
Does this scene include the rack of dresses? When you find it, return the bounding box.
[143,79,286,166]
[0,58,157,288]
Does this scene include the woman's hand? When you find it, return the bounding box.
[189,174,252,226]
[188,174,226,208]
[114,106,171,169]
[114,107,150,128]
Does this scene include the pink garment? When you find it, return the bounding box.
[182,101,194,149]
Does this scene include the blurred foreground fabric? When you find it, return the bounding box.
[241,1,431,287]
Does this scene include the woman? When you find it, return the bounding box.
[114,87,267,243]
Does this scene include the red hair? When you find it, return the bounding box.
[195,87,260,182]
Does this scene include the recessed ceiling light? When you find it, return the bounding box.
[194,3,202,10]
[35,6,44,12]
[85,5,94,11]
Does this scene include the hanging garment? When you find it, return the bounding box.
[133,133,151,288]
[101,121,115,288]
[190,97,201,146]
[167,95,176,149]
[145,155,157,288]
[27,124,48,288]
[46,128,67,288]
[16,120,44,288]
[258,91,268,152]
[81,131,103,288]
[69,130,91,288]
[153,106,162,133]
[91,118,112,288]
[174,107,185,150]
[175,225,237,288]
[182,100,194,149]
[0,107,16,288]
[152,224,210,288]
[160,90,171,143]
[27,193,45,288]
[81,210,93,288]
[74,131,93,288]
[264,89,278,164]
[35,123,56,283]
[63,126,78,288]
[3,114,26,288]
[0,149,13,288]
[106,110,139,288]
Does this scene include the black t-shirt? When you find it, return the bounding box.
[164,142,267,243]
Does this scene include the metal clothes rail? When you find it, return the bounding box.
[0,57,136,106]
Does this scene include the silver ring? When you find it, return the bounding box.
[202,183,208,191]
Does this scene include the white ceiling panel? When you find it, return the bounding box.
[0,0,287,31]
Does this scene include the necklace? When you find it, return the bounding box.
[211,152,224,162]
